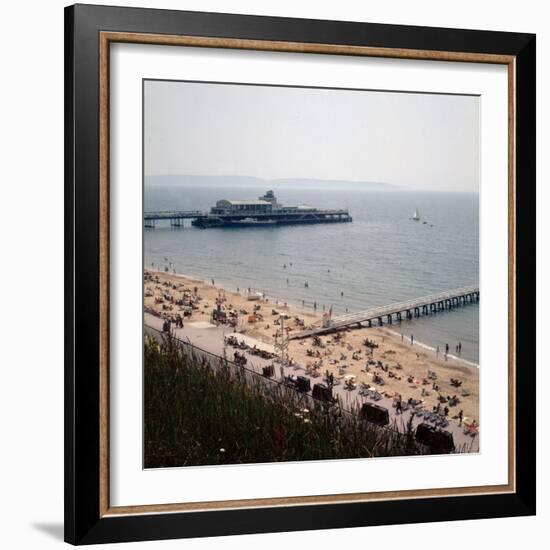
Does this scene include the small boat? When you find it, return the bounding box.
[411,208,420,221]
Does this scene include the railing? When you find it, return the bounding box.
[144,210,204,220]
[290,285,479,339]
[331,285,479,324]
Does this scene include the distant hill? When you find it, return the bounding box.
[145,175,397,191]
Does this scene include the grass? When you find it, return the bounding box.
[144,333,423,468]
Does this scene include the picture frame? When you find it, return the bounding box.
[64,3,536,545]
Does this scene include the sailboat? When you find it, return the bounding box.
[411,208,420,221]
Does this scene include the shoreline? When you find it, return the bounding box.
[148,268,479,371]
[147,267,326,322]
[383,328,479,369]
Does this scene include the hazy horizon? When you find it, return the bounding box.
[145,174,479,193]
[144,81,480,193]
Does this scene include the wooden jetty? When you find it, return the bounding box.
[290,285,479,340]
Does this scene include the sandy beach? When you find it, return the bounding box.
[144,269,479,432]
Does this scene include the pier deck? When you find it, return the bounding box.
[144,209,352,228]
[144,210,203,220]
[144,210,204,228]
[290,285,479,340]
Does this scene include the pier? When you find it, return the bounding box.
[144,190,352,228]
[144,208,352,228]
[290,285,479,340]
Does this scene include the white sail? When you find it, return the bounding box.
[412,208,420,221]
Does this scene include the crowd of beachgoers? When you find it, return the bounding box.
[144,269,480,434]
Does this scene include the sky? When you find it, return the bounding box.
[144,80,480,192]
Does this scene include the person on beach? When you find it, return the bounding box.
[396,397,403,415]
[458,341,462,353]
[211,279,215,286]
[340,291,344,297]
[458,409,464,426]
[445,343,449,354]
[410,334,414,345]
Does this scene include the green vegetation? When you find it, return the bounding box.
[144,334,422,468]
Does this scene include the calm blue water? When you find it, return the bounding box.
[144,183,479,363]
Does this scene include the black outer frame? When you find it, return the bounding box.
[64,3,536,545]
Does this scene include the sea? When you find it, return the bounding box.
[144,181,479,365]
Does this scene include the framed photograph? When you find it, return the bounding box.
[65,4,536,545]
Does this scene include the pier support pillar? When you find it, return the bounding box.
[386,314,392,325]
[414,307,420,317]
[396,312,402,321]
[378,317,383,326]
[367,319,372,328]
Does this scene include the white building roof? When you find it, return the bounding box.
[217,199,270,206]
